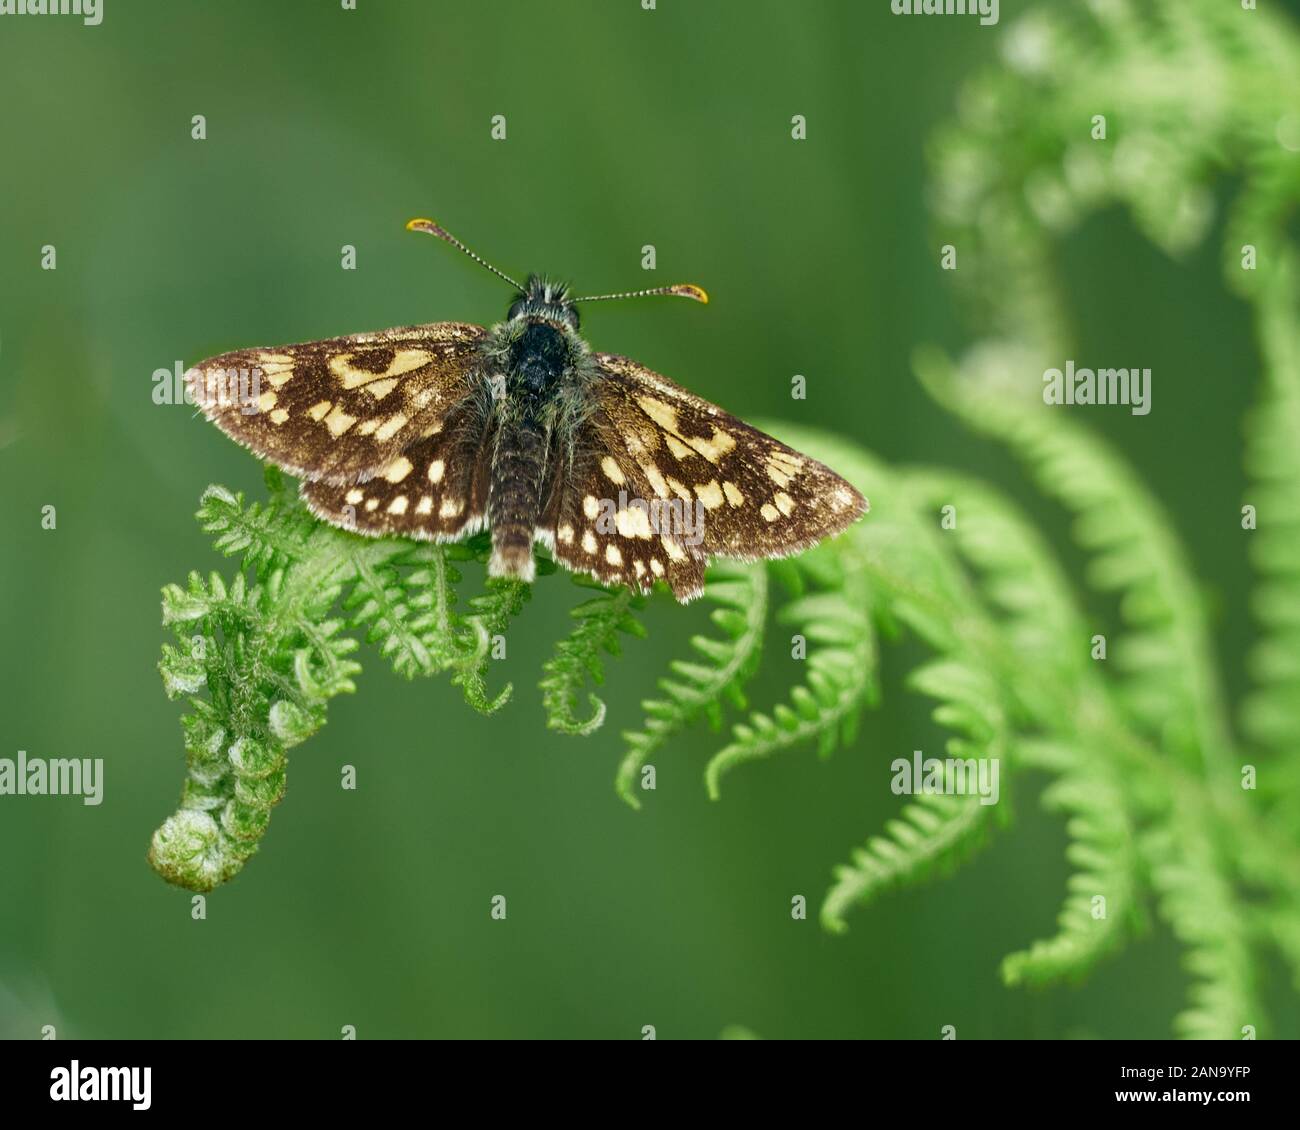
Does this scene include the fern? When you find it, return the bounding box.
[1240,255,1300,838]
[616,560,767,808]
[821,656,1004,935]
[704,553,875,798]
[1000,740,1139,988]
[1143,813,1262,1039]
[153,470,523,890]
[452,574,532,714]
[538,579,646,736]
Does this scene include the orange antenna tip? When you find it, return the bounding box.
[669,284,708,304]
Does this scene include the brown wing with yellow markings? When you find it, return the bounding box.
[299,397,496,541]
[185,322,488,485]
[543,353,867,602]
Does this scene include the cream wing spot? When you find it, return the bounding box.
[256,390,278,413]
[416,496,433,515]
[650,558,664,576]
[557,524,575,544]
[684,428,736,464]
[307,399,332,421]
[384,456,414,483]
[615,507,654,539]
[386,348,433,377]
[330,349,431,390]
[374,413,408,443]
[601,456,626,485]
[259,358,295,388]
[637,395,680,433]
[583,495,600,520]
[662,538,688,563]
[365,377,399,400]
[761,502,781,522]
[665,434,694,461]
[643,462,670,499]
[774,491,795,516]
[325,406,357,436]
[767,463,793,488]
[269,408,290,425]
[581,531,597,555]
[409,387,439,411]
[695,480,724,510]
[357,418,381,436]
[666,476,693,502]
[428,459,445,484]
[388,496,409,515]
[345,488,365,505]
[439,498,464,519]
[365,498,380,512]
[723,480,744,507]
[605,544,623,566]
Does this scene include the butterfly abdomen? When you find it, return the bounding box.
[487,320,575,581]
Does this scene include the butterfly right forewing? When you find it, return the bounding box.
[185,321,488,485]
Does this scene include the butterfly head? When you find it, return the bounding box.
[508,275,581,331]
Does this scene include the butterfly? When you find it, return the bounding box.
[186,218,868,602]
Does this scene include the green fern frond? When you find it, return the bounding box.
[703,551,872,799]
[539,580,647,736]
[1240,255,1300,833]
[343,544,465,682]
[152,481,508,889]
[152,548,359,891]
[1144,816,1261,1040]
[616,561,767,809]
[450,576,532,714]
[1001,740,1139,987]
[195,466,316,578]
[900,469,1093,728]
[822,657,1005,934]
[916,348,1236,782]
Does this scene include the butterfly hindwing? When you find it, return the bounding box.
[543,440,707,601]
[185,322,488,484]
[299,396,496,540]
[540,354,866,601]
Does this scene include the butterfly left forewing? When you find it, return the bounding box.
[185,322,487,484]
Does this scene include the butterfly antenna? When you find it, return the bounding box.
[573,283,709,305]
[406,218,524,291]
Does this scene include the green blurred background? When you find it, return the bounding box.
[1,0,1296,1039]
